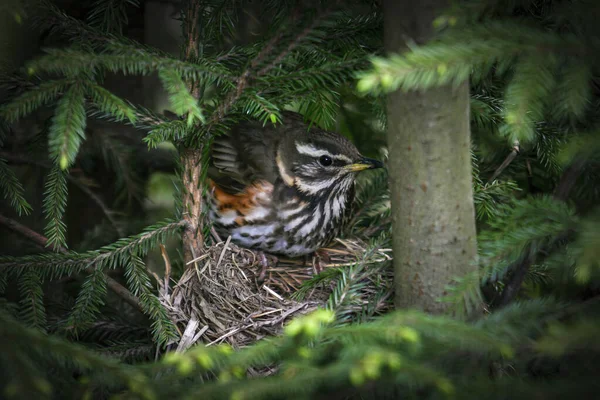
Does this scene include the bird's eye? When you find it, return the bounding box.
[319,155,333,166]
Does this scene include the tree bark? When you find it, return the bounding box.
[179,1,205,264]
[384,0,479,313]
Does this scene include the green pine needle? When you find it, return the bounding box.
[48,83,87,170]
[0,79,71,123]
[42,164,69,252]
[64,267,108,335]
[0,157,33,216]
[18,269,47,331]
[500,55,557,144]
[552,61,592,122]
[158,69,205,127]
[143,120,189,148]
[0,219,186,280]
[86,0,140,34]
[87,84,137,124]
[125,255,179,347]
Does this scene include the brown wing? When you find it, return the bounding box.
[209,111,307,194]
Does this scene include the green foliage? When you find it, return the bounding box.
[87,0,140,34]
[159,69,205,126]
[125,255,179,346]
[2,300,598,399]
[48,83,87,169]
[144,120,190,148]
[42,165,69,251]
[0,79,71,123]
[0,219,185,279]
[2,0,600,398]
[87,84,137,124]
[18,269,47,331]
[0,157,32,216]
[357,16,596,145]
[479,195,577,283]
[500,54,557,143]
[64,267,108,335]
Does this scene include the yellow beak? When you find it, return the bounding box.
[346,157,384,172]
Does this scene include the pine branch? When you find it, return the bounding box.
[486,141,520,183]
[77,320,150,344]
[125,255,179,347]
[27,48,234,84]
[34,0,163,57]
[0,79,71,123]
[500,54,557,143]
[86,0,140,34]
[357,21,586,96]
[206,3,341,127]
[1,151,124,236]
[89,133,145,208]
[0,219,184,275]
[42,164,69,251]
[48,82,87,170]
[0,157,32,216]
[86,83,137,124]
[64,266,108,334]
[496,166,584,307]
[551,61,592,122]
[159,69,205,126]
[18,268,47,331]
[0,213,154,313]
[0,309,154,398]
[143,119,189,148]
[439,271,485,319]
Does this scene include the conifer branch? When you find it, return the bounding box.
[0,309,152,397]
[209,3,339,125]
[0,157,32,216]
[0,79,71,123]
[43,164,69,251]
[0,219,185,272]
[0,151,123,236]
[87,0,140,34]
[0,213,143,313]
[496,166,584,307]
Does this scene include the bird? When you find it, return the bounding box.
[206,111,383,277]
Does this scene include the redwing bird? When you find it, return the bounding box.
[207,111,383,275]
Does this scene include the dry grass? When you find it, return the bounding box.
[157,235,391,351]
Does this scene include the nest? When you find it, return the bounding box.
[158,236,391,351]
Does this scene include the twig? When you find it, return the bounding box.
[206,303,310,346]
[209,4,334,125]
[256,8,331,77]
[0,213,144,313]
[262,284,284,301]
[216,236,232,268]
[487,141,520,183]
[160,244,172,297]
[185,253,210,265]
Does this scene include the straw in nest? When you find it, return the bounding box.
[158,236,391,352]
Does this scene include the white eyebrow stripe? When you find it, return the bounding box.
[295,142,353,164]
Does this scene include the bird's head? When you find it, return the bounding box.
[275,130,383,195]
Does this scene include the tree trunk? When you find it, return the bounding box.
[384,0,478,314]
